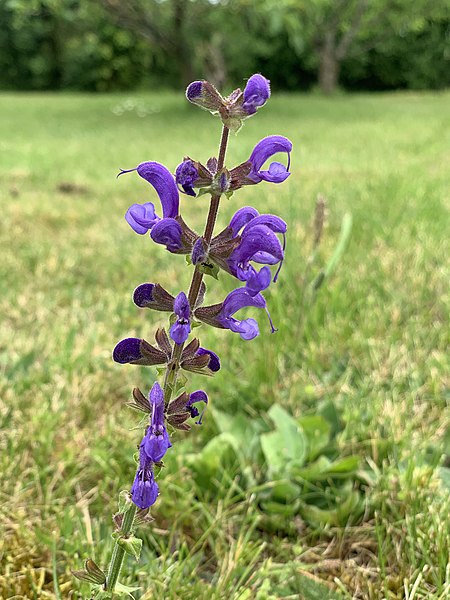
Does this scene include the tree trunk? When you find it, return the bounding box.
[173,0,195,87]
[318,30,340,94]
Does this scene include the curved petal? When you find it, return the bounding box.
[248,136,292,183]
[222,289,266,318]
[259,161,290,183]
[125,202,159,234]
[133,283,155,308]
[243,214,287,234]
[229,206,259,237]
[228,317,260,340]
[186,390,208,424]
[232,224,284,265]
[252,251,283,265]
[136,162,179,218]
[241,266,272,296]
[113,338,142,364]
[243,74,271,115]
[150,218,183,251]
[196,347,221,372]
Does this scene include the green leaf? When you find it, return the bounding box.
[298,415,331,460]
[186,433,242,491]
[326,455,360,476]
[197,261,220,279]
[292,456,333,481]
[260,405,307,473]
[116,535,142,561]
[114,581,141,597]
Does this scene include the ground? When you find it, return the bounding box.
[0,90,449,599]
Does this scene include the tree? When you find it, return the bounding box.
[261,0,450,94]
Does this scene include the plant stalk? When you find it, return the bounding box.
[105,502,137,593]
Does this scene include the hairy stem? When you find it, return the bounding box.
[163,124,230,406]
[105,502,137,593]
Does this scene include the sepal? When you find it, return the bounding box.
[72,558,106,585]
[126,387,151,414]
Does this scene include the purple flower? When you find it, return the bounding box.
[230,223,284,274]
[248,136,292,184]
[175,160,199,197]
[185,80,225,113]
[150,218,183,252]
[242,74,271,115]
[143,382,171,463]
[238,265,271,296]
[225,207,287,284]
[125,202,159,235]
[113,337,142,364]
[219,289,266,340]
[131,447,159,509]
[196,348,220,372]
[169,292,191,345]
[186,390,208,424]
[118,162,180,239]
[133,283,155,308]
[229,206,260,237]
[113,337,168,366]
[195,288,268,341]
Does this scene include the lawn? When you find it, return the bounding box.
[0,89,449,599]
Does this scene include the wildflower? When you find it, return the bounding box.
[125,202,159,235]
[142,382,171,462]
[131,447,159,509]
[185,390,209,424]
[167,389,209,429]
[230,136,292,189]
[112,337,167,366]
[195,288,268,340]
[218,207,287,284]
[242,74,271,115]
[169,292,191,344]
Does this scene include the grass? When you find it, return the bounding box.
[0,89,449,599]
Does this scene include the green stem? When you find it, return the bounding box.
[105,502,137,594]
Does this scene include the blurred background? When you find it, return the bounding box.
[1,0,449,94]
[1,1,449,600]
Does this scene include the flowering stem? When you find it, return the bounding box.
[105,502,137,594]
[163,125,230,406]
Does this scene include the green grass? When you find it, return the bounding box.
[0,90,449,599]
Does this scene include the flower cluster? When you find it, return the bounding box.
[114,73,291,510]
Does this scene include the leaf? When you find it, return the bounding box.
[260,405,307,473]
[326,455,360,476]
[298,415,331,460]
[292,456,333,481]
[117,535,142,561]
[186,433,242,491]
[114,582,141,597]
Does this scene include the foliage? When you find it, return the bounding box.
[0,0,448,91]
